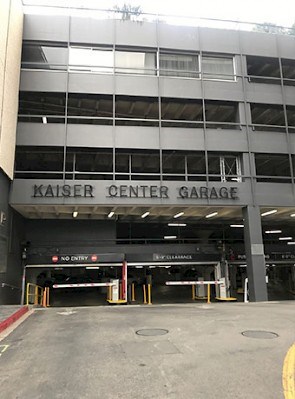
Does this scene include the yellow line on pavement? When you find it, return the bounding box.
[283,343,295,399]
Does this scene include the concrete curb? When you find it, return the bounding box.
[0,306,29,334]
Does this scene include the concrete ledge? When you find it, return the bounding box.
[0,306,29,334]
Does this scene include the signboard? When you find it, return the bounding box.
[27,253,125,265]
[107,185,238,200]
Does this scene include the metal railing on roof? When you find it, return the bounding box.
[21,2,295,36]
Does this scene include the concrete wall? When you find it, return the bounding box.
[0,0,23,180]
[0,170,25,304]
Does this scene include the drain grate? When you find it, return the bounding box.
[241,330,279,339]
[136,328,169,336]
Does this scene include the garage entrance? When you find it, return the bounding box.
[25,262,126,307]
[229,261,295,301]
[127,261,227,304]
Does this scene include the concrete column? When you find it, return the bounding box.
[242,205,268,302]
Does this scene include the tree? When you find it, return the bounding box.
[113,3,142,21]
[253,22,295,36]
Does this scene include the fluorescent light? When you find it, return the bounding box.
[108,211,114,218]
[206,212,218,219]
[261,209,277,217]
[174,212,184,219]
[164,235,177,239]
[141,211,150,219]
[73,211,78,218]
[291,214,295,217]
[287,241,295,245]
[168,223,187,227]
[230,224,244,228]
[279,237,293,241]
[42,116,47,124]
[86,266,100,269]
[265,230,282,234]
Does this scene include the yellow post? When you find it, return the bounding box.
[147,284,152,305]
[143,284,147,304]
[107,285,111,301]
[207,283,211,304]
[192,285,195,300]
[46,287,50,306]
[34,285,38,305]
[131,283,136,301]
[42,288,46,307]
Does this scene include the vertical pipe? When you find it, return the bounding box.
[143,285,147,304]
[20,266,26,305]
[207,284,211,304]
[192,285,195,300]
[26,283,29,305]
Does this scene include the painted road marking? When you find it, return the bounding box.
[0,345,10,356]
[57,310,77,316]
[283,343,295,399]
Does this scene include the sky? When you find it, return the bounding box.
[23,0,295,28]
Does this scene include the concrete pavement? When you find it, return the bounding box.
[0,301,294,399]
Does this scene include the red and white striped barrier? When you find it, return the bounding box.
[52,282,115,289]
[166,281,222,286]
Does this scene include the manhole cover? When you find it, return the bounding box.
[136,329,169,336]
[241,330,279,339]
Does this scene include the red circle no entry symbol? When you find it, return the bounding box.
[52,255,59,263]
[91,255,97,262]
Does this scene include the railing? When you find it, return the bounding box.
[1,282,21,290]
[22,3,295,36]
[26,283,44,305]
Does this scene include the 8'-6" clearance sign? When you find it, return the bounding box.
[52,254,98,264]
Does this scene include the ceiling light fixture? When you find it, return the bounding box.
[261,209,277,217]
[174,212,184,219]
[291,214,295,217]
[265,230,282,234]
[73,211,78,218]
[168,223,187,227]
[279,237,293,241]
[141,211,150,219]
[287,241,295,245]
[108,211,114,218]
[206,212,218,218]
[164,235,177,239]
[230,224,244,228]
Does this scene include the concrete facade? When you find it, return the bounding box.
[0,0,23,304]
[1,7,295,303]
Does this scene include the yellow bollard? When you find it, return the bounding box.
[131,283,136,302]
[147,284,152,305]
[207,284,211,304]
[42,288,46,307]
[46,287,50,307]
[34,285,38,305]
[120,282,123,300]
[192,285,195,300]
[26,283,29,305]
[143,284,147,304]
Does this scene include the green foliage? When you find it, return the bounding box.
[113,3,142,21]
[253,22,295,36]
